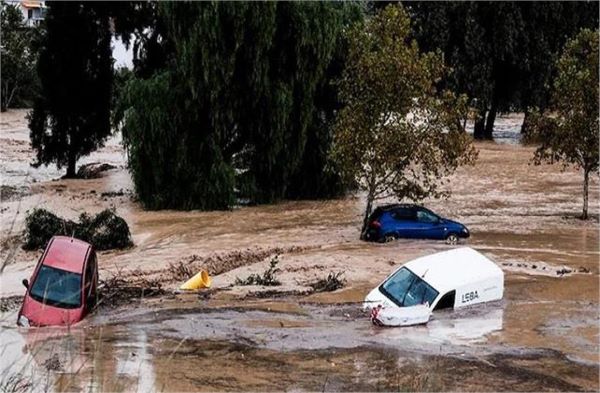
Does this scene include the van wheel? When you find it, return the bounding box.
[383,234,396,243]
[445,233,459,245]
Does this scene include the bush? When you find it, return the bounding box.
[77,210,134,250]
[23,209,77,250]
[310,271,346,292]
[23,208,133,251]
[235,256,281,286]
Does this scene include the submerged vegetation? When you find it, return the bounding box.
[310,271,346,293]
[23,208,133,251]
[235,256,282,287]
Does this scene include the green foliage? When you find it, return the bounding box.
[286,4,364,199]
[331,4,477,236]
[28,2,113,177]
[527,29,599,219]
[111,66,133,116]
[77,210,134,250]
[23,208,133,251]
[23,208,77,250]
[0,3,39,111]
[117,2,363,209]
[235,256,281,286]
[118,71,236,210]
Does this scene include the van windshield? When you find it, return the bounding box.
[380,267,439,307]
[30,265,82,309]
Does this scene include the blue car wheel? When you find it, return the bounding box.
[445,233,459,245]
[381,233,396,243]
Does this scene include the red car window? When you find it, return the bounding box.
[29,265,82,309]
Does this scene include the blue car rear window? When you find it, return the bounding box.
[30,265,82,309]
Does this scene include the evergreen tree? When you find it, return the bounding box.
[29,2,113,177]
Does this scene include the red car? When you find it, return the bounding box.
[17,236,98,327]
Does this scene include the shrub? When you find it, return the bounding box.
[23,208,133,251]
[23,209,77,250]
[310,271,346,292]
[235,256,281,286]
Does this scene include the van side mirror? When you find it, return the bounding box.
[22,279,29,289]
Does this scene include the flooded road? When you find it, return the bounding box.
[1,109,599,391]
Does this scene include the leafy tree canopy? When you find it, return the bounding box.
[527,29,599,219]
[117,2,362,209]
[0,2,39,111]
[331,4,477,236]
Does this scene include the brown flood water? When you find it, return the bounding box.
[1,110,599,391]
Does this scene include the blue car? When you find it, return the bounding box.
[363,204,469,244]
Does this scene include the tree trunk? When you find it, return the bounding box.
[473,108,486,140]
[65,151,77,178]
[484,97,497,140]
[360,195,374,240]
[582,169,589,220]
[521,110,532,135]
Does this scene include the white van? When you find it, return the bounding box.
[364,247,504,326]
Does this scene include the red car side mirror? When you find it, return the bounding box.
[22,279,29,289]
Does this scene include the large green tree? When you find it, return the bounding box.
[528,29,599,220]
[117,2,361,209]
[29,2,113,177]
[0,3,38,111]
[331,4,477,237]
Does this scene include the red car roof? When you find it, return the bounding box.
[42,236,91,274]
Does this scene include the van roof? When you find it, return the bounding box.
[404,247,503,294]
[42,236,92,274]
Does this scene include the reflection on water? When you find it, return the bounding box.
[113,329,155,393]
[1,300,597,392]
[429,307,503,342]
[465,114,524,145]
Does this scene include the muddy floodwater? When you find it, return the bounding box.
[1,110,599,391]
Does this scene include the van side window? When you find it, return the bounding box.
[434,290,456,310]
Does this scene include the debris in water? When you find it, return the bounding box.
[235,256,281,286]
[180,270,212,290]
[76,162,116,179]
[98,272,164,308]
[310,271,346,293]
[42,354,63,371]
[556,268,572,276]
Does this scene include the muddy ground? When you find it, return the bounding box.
[1,109,599,392]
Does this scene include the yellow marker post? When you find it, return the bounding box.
[179,270,212,290]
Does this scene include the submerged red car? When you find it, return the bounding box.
[17,236,98,327]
